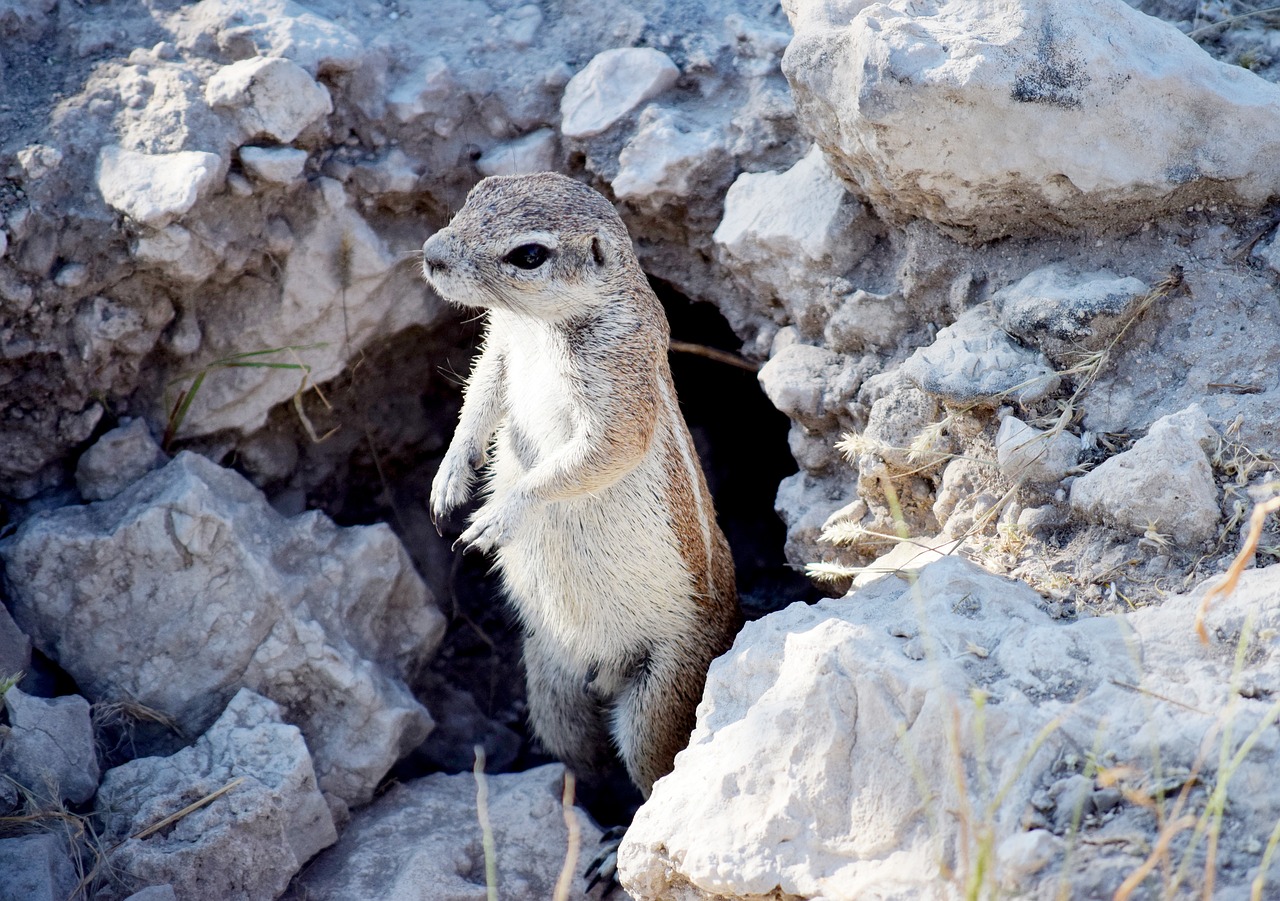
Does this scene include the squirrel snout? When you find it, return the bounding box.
[421,234,452,274]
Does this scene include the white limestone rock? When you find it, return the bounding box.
[620,556,1280,898]
[239,145,309,183]
[2,452,445,807]
[992,265,1151,360]
[612,107,727,209]
[75,417,168,501]
[757,341,853,430]
[1070,403,1220,546]
[97,145,222,228]
[995,414,1078,485]
[171,0,364,76]
[0,688,100,806]
[901,306,1059,405]
[96,689,337,901]
[132,223,218,283]
[477,128,558,177]
[782,0,1280,238]
[386,55,457,128]
[206,56,332,144]
[560,47,680,139]
[171,177,445,439]
[292,764,606,901]
[714,146,871,323]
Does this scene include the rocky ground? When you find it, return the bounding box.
[1,0,1279,899]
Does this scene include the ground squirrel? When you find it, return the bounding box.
[422,172,742,796]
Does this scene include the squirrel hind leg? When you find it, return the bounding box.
[609,646,706,797]
[523,636,615,778]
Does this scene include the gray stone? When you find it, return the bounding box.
[96,689,337,901]
[995,414,1078,485]
[1070,404,1220,546]
[612,107,726,211]
[901,306,1059,405]
[560,47,680,139]
[75,417,168,502]
[292,764,605,901]
[0,833,77,901]
[0,688,100,805]
[96,146,223,228]
[0,603,31,682]
[205,56,333,144]
[992,265,1150,360]
[122,887,177,901]
[4,452,445,807]
[477,128,558,177]
[239,146,309,184]
[757,342,850,430]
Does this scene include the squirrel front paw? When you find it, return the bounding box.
[430,445,481,526]
[457,494,528,553]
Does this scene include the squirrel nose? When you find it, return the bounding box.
[421,234,451,274]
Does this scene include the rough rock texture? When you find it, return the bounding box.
[620,556,1280,899]
[0,833,78,901]
[714,145,872,346]
[0,687,100,806]
[74,417,168,501]
[1070,404,1221,546]
[2,452,444,807]
[991,265,1150,361]
[783,0,1280,239]
[290,763,608,901]
[995,413,1078,485]
[901,305,1059,406]
[0,603,31,681]
[0,0,801,497]
[5,0,1280,897]
[561,47,681,139]
[96,689,337,901]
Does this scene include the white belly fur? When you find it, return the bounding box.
[486,422,695,672]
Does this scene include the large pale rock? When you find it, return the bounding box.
[1070,403,1220,546]
[205,56,333,144]
[477,128,558,177]
[172,177,444,439]
[560,47,680,139]
[714,146,871,326]
[96,690,337,901]
[0,688,100,806]
[291,764,607,901]
[171,0,365,76]
[97,145,223,228]
[782,0,1280,238]
[2,452,444,807]
[901,306,1058,405]
[612,107,727,210]
[757,341,853,431]
[620,556,1280,899]
[239,145,309,183]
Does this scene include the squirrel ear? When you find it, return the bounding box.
[590,235,607,268]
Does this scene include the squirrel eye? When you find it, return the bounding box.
[504,243,551,270]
